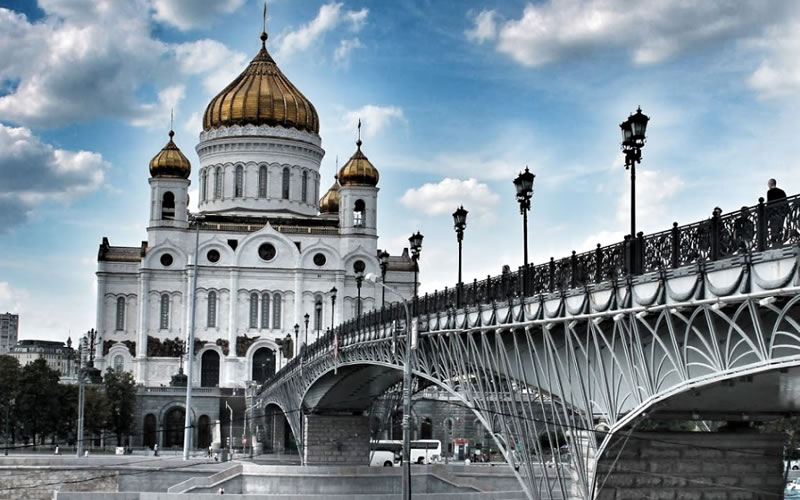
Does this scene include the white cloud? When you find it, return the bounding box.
[173,39,248,95]
[465,9,497,44]
[184,111,203,138]
[341,105,406,138]
[747,21,800,98]
[276,2,368,60]
[476,1,795,68]
[0,281,29,315]
[0,124,109,229]
[151,0,246,31]
[400,178,500,223]
[0,4,247,128]
[132,85,186,128]
[334,38,363,64]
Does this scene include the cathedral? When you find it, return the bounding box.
[94,28,415,449]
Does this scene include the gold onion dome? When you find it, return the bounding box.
[202,31,319,133]
[149,130,191,179]
[338,138,379,187]
[319,175,341,214]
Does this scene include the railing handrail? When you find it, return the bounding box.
[259,193,800,392]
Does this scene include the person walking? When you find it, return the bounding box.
[153,443,159,457]
[766,178,789,244]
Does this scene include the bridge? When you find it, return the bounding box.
[255,195,800,499]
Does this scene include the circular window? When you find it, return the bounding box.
[258,243,277,261]
[160,253,173,267]
[313,253,327,266]
[207,249,220,263]
[353,260,366,273]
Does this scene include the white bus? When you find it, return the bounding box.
[410,439,441,465]
[369,440,402,467]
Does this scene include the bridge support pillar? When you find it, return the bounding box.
[271,412,286,453]
[303,414,370,466]
[595,431,785,499]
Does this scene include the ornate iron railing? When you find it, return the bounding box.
[269,194,800,383]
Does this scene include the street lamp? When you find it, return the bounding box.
[314,301,322,343]
[620,107,649,242]
[513,167,535,295]
[184,213,205,460]
[330,286,337,332]
[378,251,390,307]
[303,313,310,351]
[452,206,468,308]
[355,270,364,317]
[364,273,413,500]
[408,232,423,298]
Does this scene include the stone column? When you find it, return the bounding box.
[95,273,106,364]
[303,414,370,465]
[272,412,286,453]
[228,271,239,355]
[136,271,151,384]
[294,272,303,346]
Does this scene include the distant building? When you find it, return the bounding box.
[0,313,18,353]
[8,339,77,376]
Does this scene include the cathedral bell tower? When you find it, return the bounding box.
[337,122,379,237]
[148,129,191,229]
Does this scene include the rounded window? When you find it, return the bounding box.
[313,253,327,266]
[160,253,173,267]
[353,260,366,273]
[258,243,277,261]
[207,249,220,263]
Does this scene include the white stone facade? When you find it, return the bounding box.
[95,123,415,390]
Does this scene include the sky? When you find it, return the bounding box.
[1,0,799,342]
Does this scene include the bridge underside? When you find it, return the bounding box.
[304,364,402,412]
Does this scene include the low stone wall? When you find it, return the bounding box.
[0,467,119,500]
[595,431,785,499]
[303,415,370,465]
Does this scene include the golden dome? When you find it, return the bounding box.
[203,32,319,134]
[319,176,340,214]
[338,138,379,187]
[149,130,191,179]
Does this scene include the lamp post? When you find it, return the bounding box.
[303,313,309,351]
[183,214,205,460]
[452,206,468,308]
[330,286,337,332]
[620,107,649,257]
[513,167,535,296]
[225,401,233,455]
[378,251,390,307]
[315,301,322,343]
[408,232,423,298]
[364,273,413,500]
[355,271,364,317]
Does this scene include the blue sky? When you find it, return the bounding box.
[1,0,799,342]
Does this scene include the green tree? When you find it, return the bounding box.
[17,359,61,447]
[103,368,137,445]
[55,384,78,445]
[0,355,21,447]
[83,386,110,442]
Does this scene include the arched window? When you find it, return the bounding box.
[159,294,170,329]
[314,295,323,332]
[281,167,290,199]
[272,293,282,329]
[260,293,270,329]
[207,291,217,328]
[214,166,223,199]
[200,170,206,202]
[161,191,175,220]
[201,350,220,387]
[113,354,124,372]
[301,171,308,203]
[249,293,258,328]
[235,165,244,197]
[115,297,125,331]
[354,199,365,227]
[258,165,267,198]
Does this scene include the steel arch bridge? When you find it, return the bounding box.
[257,197,800,500]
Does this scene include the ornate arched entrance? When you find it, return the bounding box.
[252,347,276,383]
[201,350,220,387]
[164,407,185,448]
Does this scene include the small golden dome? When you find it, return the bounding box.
[203,32,319,134]
[149,130,191,179]
[319,176,340,214]
[338,138,379,187]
